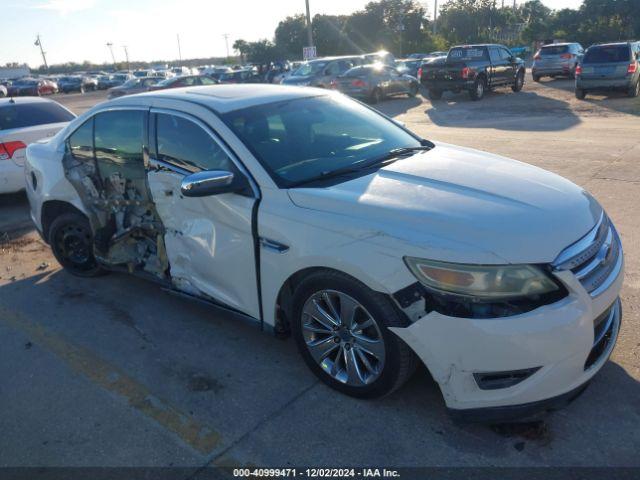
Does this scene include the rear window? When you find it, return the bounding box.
[0,102,75,130]
[448,47,488,61]
[342,67,371,77]
[583,45,630,64]
[540,45,569,55]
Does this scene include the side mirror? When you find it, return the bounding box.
[180,170,242,197]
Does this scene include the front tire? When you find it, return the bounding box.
[511,70,525,92]
[49,213,106,277]
[370,88,383,104]
[291,270,417,399]
[533,74,541,82]
[469,76,486,101]
[575,88,586,100]
[407,83,418,98]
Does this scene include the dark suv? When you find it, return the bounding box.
[575,42,640,99]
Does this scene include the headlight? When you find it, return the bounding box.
[404,257,559,300]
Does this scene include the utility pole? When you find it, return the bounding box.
[177,34,182,64]
[122,45,130,71]
[34,34,48,71]
[433,0,438,35]
[223,33,230,58]
[106,42,116,66]
[305,0,314,47]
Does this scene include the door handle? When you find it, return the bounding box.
[260,237,289,253]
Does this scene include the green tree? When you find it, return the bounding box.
[275,15,307,58]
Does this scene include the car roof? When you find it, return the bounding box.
[590,42,632,48]
[110,84,325,114]
[0,97,58,106]
[541,42,577,47]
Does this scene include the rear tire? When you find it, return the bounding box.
[511,70,525,92]
[49,213,106,277]
[370,88,383,104]
[469,76,486,101]
[533,74,541,82]
[408,83,418,98]
[428,88,442,100]
[291,270,417,399]
[79,86,85,94]
[628,80,639,98]
[575,88,586,100]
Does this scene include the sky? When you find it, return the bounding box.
[1,0,584,68]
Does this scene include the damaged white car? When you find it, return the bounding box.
[25,85,623,421]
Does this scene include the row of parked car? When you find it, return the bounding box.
[415,40,640,101]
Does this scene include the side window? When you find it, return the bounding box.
[500,48,512,61]
[182,77,197,86]
[199,76,216,85]
[94,110,145,180]
[156,113,234,172]
[68,118,94,161]
[325,62,340,75]
[489,47,500,63]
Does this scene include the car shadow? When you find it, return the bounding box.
[371,95,423,118]
[536,76,640,117]
[422,87,581,132]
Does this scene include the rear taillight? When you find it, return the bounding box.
[575,65,582,76]
[329,79,338,89]
[560,53,573,59]
[0,141,26,160]
[628,63,637,74]
[417,67,423,78]
[351,79,366,87]
[461,67,474,79]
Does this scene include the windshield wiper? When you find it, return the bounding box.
[288,144,433,188]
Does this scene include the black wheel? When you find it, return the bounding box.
[533,74,541,82]
[428,88,442,100]
[512,70,525,92]
[291,270,417,399]
[370,88,383,104]
[469,76,486,101]
[628,80,639,98]
[407,83,418,98]
[49,213,106,277]
[575,88,586,100]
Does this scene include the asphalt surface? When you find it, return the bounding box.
[1,76,639,470]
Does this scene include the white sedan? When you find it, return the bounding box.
[1,97,75,194]
[24,85,623,421]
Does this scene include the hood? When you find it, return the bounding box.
[287,142,601,264]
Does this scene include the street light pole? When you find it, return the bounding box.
[34,34,49,71]
[106,42,116,66]
[433,0,438,35]
[305,0,313,47]
[177,34,182,64]
[122,45,130,71]
[223,33,230,58]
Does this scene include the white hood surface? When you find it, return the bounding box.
[288,142,601,264]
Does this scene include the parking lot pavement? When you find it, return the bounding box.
[1,76,639,469]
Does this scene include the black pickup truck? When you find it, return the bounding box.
[418,44,526,101]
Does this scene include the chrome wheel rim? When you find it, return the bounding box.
[301,290,385,386]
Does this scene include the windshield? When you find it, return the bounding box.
[122,78,140,87]
[292,61,327,77]
[447,47,489,61]
[222,94,423,187]
[583,45,630,63]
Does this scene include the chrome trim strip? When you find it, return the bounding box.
[553,212,605,269]
[589,233,623,298]
[574,228,613,280]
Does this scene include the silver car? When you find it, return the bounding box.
[532,42,584,81]
[333,64,419,103]
[282,56,362,88]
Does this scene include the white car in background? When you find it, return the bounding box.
[24,85,623,421]
[1,97,75,194]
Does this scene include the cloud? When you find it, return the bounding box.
[32,0,96,14]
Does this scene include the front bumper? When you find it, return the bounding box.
[390,257,623,419]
